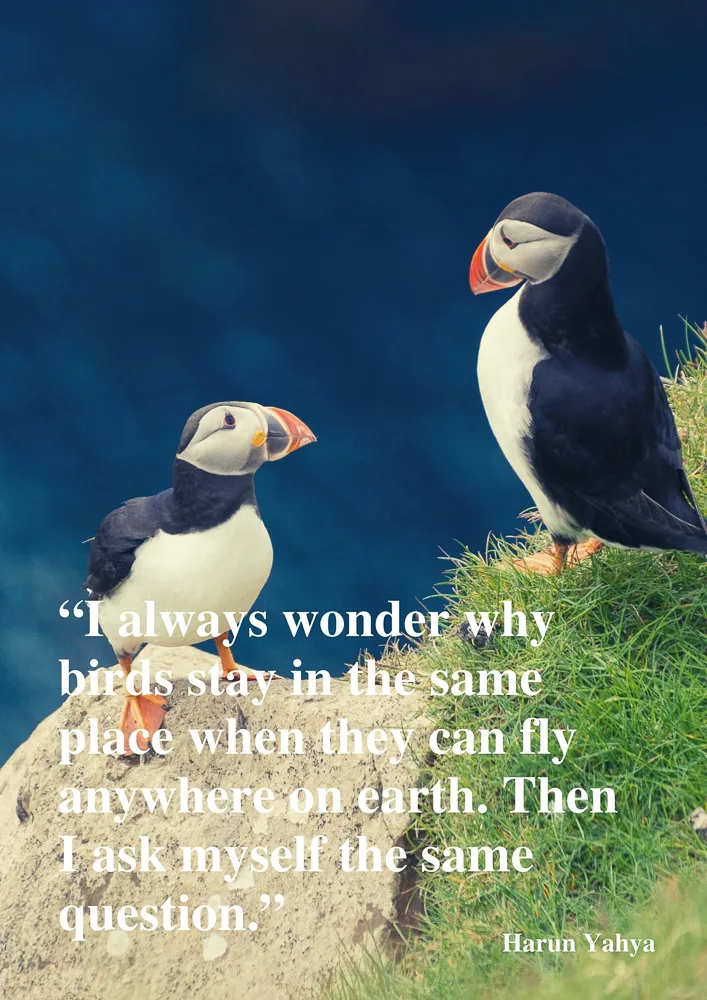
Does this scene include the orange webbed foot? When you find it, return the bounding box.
[565,537,603,566]
[507,538,603,575]
[119,692,169,754]
[511,546,566,575]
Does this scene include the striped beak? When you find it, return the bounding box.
[263,406,317,461]
[469,235,524,295]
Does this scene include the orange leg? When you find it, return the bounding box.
[119,655,168,754]
[512,538,603,576]
[215,632,261,682]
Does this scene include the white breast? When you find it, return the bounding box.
[477,290,578,538]
[99,504,273,652]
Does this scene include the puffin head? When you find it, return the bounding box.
[469,192,597,295]
[176,401,316,476]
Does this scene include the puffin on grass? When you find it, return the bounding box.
[469,191,707,574]
[85,401,315,750]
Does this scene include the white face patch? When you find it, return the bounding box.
[180,404,268,476]
[490,218,580,284]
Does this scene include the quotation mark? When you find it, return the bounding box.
[248,893,286,931]
[260,893,285,912]
[58,599,102,636]
[59,600,87,619]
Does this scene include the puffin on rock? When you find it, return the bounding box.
[85,400,315,751]
[469,192,707,574]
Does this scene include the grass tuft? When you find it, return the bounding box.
[328,321,707,998]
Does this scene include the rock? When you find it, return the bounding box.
[689,807,707,842]
[0,646,427,1000]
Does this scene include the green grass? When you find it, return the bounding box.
[328,324,707,999]
[334,875,707,999]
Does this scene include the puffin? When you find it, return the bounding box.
[469,191,707,574]
[85,400,315,750]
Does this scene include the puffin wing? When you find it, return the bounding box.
[527,336,707,550]
[84,490,174,597]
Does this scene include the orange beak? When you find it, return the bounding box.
[263,406,317,461]
[469,235,524,295]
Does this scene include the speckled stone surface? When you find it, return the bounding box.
[0,646,428,1000]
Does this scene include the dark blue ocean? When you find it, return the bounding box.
[1,2,707,761]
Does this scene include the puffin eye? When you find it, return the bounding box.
[501,233,518,249]
[222,412,236,428]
